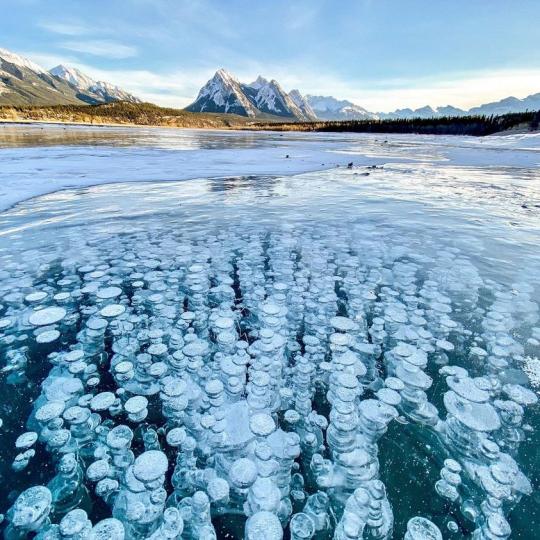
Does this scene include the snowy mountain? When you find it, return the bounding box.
[0,47,47,74]
[305,95,377,120]
[0,47,140,106]
[289,89,317,120]
[0,47,84,106]
[378,95,540,119]
[243,77,315,120]
[308,93,540,121]
[377,105,469,119]
[469,93,540,116]
[186,70,315,120]
[436,105,467,117]
[185,69,259,117]
[50,65,141,104]
[49,64,95,90]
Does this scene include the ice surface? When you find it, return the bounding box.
[0,125,539,212]
[0,127,539,538]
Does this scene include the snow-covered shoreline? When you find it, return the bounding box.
[0,123,538,213]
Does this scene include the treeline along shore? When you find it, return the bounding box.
[1,102,539,136]
[257,110,540,136]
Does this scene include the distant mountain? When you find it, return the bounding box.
[378,95,540,119]
[289,89,317,119]
[50,65,140,104]
[186,69,315,120]
[307,93,540,121]
[436,105,467,117]
[377,105,469,119]
[306,95,377,120]
[0,47,85,106]
[0,47,140,106]
[469,93,540,116]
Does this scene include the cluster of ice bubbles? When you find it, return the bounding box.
[0,221,538,540]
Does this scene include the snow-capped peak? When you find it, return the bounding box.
[188,70,316,120]
[288,89,317,120]
[49,64,141,103]
[306,95,377,120]
[248,76,269,90]
[187,69,258,117]
[0,47,47,74]
[214,68,240,85]
[288,89,304,105]
[50,65,97,90]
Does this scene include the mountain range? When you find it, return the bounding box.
[0,47,140,106]
[187,68,540,121]
[1,46,539,120]
[185,69,317,121]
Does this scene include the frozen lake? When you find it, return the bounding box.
[0,124,539,539]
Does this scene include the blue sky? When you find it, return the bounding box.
[2,0,540,111]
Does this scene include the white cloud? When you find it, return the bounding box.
[39,21,91,36]
[59,40,137,59]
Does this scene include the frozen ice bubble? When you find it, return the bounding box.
[446,375,490,403]
[230,458,258,488]
[0,318,12,330]
[405,517,442,540]
[133,450,168,483]
[483,514,511,538]
[166,427,187,447]
[44,377,83,402]
[88,518,125,540]
[330,332,350,347]
[65,350,84,363]
[35,329,60,344]
[90,392,116,412]
[207,477,230,503]
[35,401,65,422]
[28,306,67,326]
[124,395,148,414]
[15,431,38,449]
[63,405,91,425]
[444,392,500,432]
[376,388,401,406]
[183,339,209,357]
[86,317,108,331]
[9,486,52,530]
[25,291,48,303]
[249,413,276,437]
[289,512,315,539]
[87,459,110,482]
[100,304,126,318]
[330,316,356,332]
[284,410,301,424]
[503,384,538,406]
[106,425,134,449]
[245,511,283,540]
[96,286,122,299]
[59,509,91,537]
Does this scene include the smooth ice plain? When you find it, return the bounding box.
[0,124,539,540]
